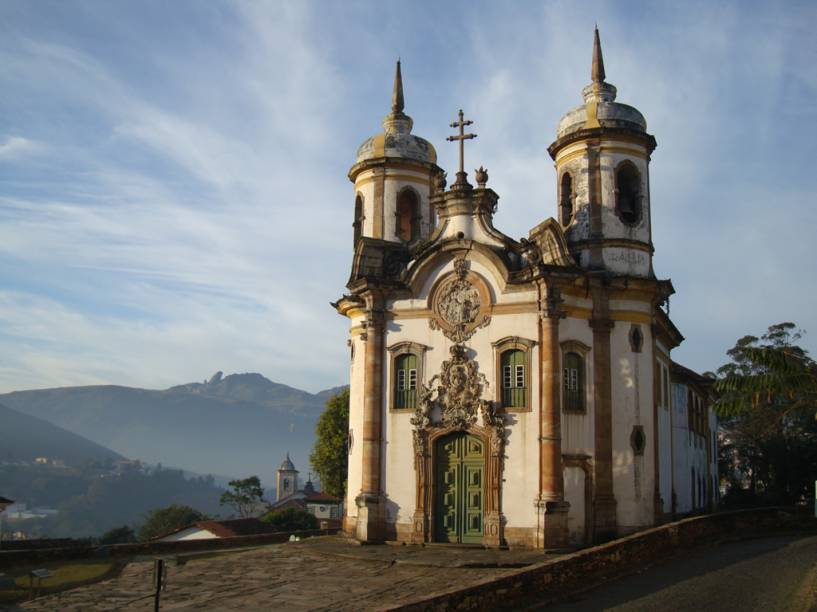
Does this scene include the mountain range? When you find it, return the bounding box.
[0,372,344,488]
[0,402,123,466]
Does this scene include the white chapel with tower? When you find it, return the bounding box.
[333,29,717,549]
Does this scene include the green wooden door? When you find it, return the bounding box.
[434,433,484,544]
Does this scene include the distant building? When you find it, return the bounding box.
[269,455,342,522]
[158,517,275,542]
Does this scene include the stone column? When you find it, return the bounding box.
[355,299,386,542]
[536,285,570,549]
[590,285,617,540]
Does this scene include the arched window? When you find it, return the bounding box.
[501,349,527,408]
[394,353,418,409]
[560,172,574,226]
[563,351,585,412]
[353,194,364,244]
[615,162,641,226]
[396,188,419,242]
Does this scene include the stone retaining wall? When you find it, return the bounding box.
[388,508,816,611]
[0,528,338,570]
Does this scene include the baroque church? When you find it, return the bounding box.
[333,29,717,549]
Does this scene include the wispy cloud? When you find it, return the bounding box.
[0,136,46,159]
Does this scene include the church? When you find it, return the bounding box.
[333,29,717,549]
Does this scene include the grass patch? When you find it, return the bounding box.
[0,560,115,603]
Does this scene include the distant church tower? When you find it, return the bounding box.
[276,453,298,501]
[348,60,442,248]
[549,27,656,277]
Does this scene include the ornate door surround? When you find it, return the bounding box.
[410,344,506,547]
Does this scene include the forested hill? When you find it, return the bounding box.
[0,372,345,485]
[0,402,123,466]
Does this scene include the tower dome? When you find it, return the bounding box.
[354,60,437,166]
[555,28,647,139]
[279,452,295,471]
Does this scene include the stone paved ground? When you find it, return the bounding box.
[8,536,554,611]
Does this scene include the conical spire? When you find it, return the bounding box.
[591,26,606,84]
[383,59,413,134]
[391,59,404,114]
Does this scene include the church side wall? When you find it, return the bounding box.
[560,316,596,455]
[655,346,674,516]
[610,320,655,532]
[345,316,367,525]
[657,406,672,514]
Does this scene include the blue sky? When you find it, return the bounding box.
[0,0,815,393]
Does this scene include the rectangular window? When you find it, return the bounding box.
[394,353,418,409]
[501,349,527,409]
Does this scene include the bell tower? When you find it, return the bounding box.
[276,453,298,501]
[348,61,442,248]
[548,28,657,277]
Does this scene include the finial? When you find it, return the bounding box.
[591,26,606,84]
[392,58,404,114]
[475,166,488,187]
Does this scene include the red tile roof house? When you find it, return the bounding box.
[157,517,277,542]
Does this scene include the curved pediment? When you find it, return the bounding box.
[525,218,576,267]
[404,240,513,297]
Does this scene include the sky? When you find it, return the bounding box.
[0,0,815,394]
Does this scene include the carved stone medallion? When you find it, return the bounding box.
[429,258,491,343]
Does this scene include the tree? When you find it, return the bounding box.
[713,323,817,505]
[137,504,205,541]
[219,476,265,517]
[100,525,136,544]
[310,388,349,498]
[714,322,817,420]
[261,507,318,532]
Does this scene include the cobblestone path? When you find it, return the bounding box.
[11,538,525,611]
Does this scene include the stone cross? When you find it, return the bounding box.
[446,109,476,186]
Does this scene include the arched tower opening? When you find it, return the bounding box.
[396,188,419,242]
[615,162,642,226]
[559,172,574,226]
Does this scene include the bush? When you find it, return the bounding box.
[137,504,206,541]
[100,525,136,544]
[261,507,318,532]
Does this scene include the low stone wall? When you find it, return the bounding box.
[0,528,339,570]
[0,538,89,551]
[387,507,816,611]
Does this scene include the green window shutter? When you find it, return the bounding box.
[395,353,418,409]
[564,352,585,411]
[501,349,526,408]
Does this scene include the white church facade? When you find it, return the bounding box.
[334,29,716,549]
